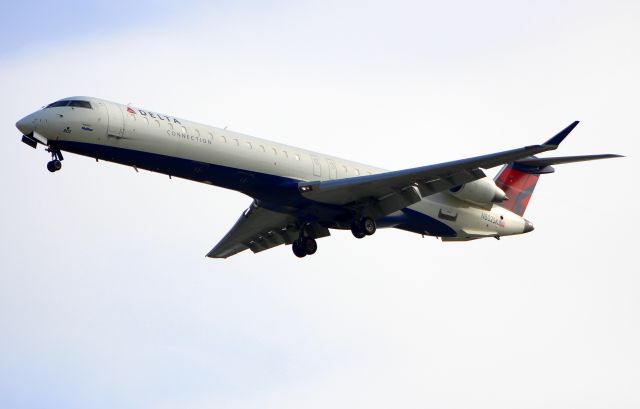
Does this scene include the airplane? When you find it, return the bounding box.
[16,96,622,258]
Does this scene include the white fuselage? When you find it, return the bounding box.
[16,96,528,240]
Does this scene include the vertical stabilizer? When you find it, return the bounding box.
[493,163,546,216]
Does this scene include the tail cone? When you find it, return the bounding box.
[523,219,535,233]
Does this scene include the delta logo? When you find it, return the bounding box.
[126,106,182,124]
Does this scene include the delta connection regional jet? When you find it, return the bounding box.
[16,97,621,258]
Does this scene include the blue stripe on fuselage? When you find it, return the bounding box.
[54,140,300,200]
[52,140,456,237]
[378,208,456,237]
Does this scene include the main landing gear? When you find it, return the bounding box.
[46,146,64,173]
[290,217,377,258]
[351,216,376,239]
[292,236,317,258]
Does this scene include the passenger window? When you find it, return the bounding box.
[295,153,301,161]
[245,141,252,149]
[195,129,200,137]
[218,135,226,143]
[355,169,361,175]
[154,120,160,127]
[181,126,187,133]
[282,150,288,158]
[168,123,173,130]
[271,147,278,155]
[233,138,240,146]
[259,145,266,152]
[143,117,149,125]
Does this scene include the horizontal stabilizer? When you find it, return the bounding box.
[515,154,623,167]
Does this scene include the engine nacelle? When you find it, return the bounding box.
[448,177,506,206]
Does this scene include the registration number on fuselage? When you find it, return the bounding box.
[481,212,505,228]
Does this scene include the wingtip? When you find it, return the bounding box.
[596,154,625,159]
[543,120,580,147]
[590,154,625,160]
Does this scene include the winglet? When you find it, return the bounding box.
[544,121,580,146]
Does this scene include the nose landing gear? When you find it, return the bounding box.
[47,160,62,172]
[46,146,64,173]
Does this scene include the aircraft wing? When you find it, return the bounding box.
[209,122,580,258]
[208,144,556,258]
[298,143,560,218]
[206,201,330,258]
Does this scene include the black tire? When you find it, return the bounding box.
[292,241,307,258]
[361,217,376,236]
[351,223,366,239]
[302,237,317,255]
[47,160,62,172]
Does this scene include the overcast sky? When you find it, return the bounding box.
[1,1,638,408]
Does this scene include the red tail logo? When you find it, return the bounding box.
[494,165,540,216]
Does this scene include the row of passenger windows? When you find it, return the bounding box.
[127,111,370,176]
[128,111,303,160]
[45,100,92,109]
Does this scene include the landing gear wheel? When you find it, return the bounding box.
[292,236,318,257]
[292,240,307,258]
[47,159,62,173]
[351,217,375,238]
[301,237,317,255]
[361,217,376,236]
[351,223,366,239]
[46,146,64,173]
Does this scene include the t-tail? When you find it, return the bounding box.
[494,121,622,216]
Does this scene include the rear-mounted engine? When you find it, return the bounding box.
[448,177,507,206]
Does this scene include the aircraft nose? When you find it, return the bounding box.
[16,114,35,135]
[523,219,535,233]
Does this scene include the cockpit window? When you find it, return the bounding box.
[45,100,92,109]
[69,100,92,109]
[45,100,70,108]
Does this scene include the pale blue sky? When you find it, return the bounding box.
[1,0,238,56]
[1,1,638,408]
